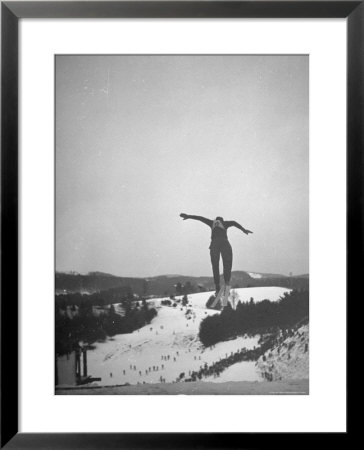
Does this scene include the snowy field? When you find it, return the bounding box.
[86,287,291,387]
[247,272,263,279]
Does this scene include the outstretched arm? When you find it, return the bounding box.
[226,220,253,235]
[180,213,213,227]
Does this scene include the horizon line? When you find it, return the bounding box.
[55,269,309,279]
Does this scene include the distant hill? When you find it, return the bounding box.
[56,270,309,296]
[55,272,145,295]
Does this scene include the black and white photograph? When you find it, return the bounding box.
[55,54,309,395]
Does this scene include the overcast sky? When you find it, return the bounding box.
[56,55,308,277]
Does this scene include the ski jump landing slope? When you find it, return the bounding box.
[83,287,293,386]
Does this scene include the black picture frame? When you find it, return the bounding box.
[1,1,358,447]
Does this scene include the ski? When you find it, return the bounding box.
[221,285,231,309]
[209,286,225,309]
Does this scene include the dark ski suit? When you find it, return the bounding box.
[186,216,244,291]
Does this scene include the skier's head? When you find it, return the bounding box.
[215,216,224,222]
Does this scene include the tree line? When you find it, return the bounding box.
[56,285,134,309]
[199,289,309,346]
[56,295,157,355]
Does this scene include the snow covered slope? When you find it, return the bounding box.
[248,272,263,279]
[85,287,291,387]
[173,286,291,309]
[256,324,309,381]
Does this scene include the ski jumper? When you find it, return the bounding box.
[186,216,236,291]
[209,219,233,291]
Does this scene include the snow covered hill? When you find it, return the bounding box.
[256,324,309,381]
[247,272,263,279]
[85,286,291,387]
[174,286,290,309]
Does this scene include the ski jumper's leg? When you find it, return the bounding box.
[221,240,233,285]
[210,244,221,292]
